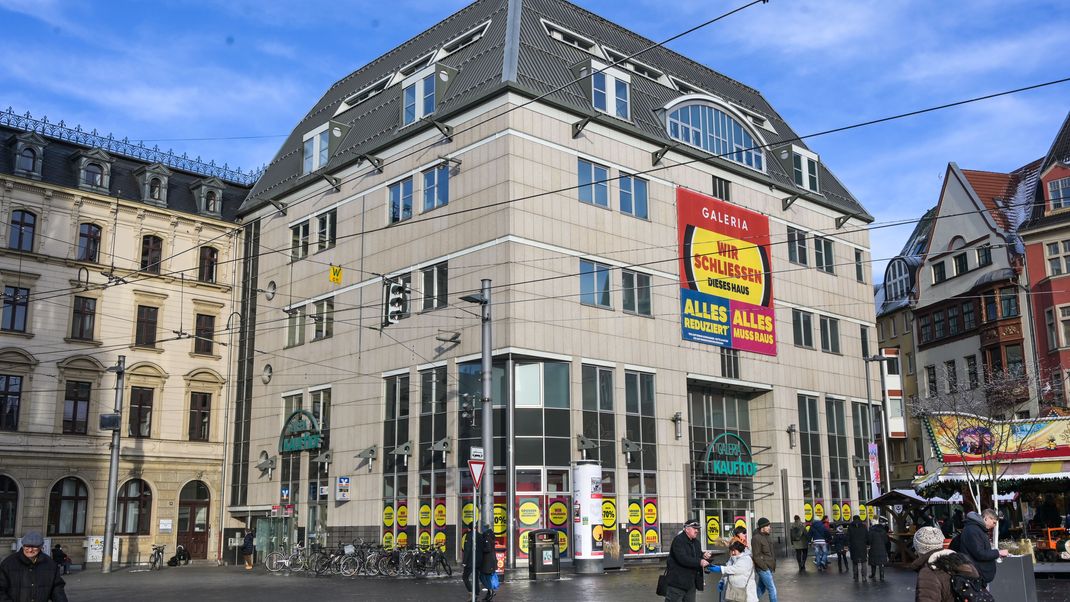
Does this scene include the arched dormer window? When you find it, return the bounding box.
[885,259,911,302]
[665,98,765,172]
[150,178,162,200]
[83,163,104,187]
[16,148,35,173]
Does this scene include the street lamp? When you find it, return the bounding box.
[460,280,493,533]
[864,354,892,522]
[101,355,126,574]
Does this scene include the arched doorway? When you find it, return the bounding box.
[178,481,210,559]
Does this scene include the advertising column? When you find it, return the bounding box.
[572,460,603,574]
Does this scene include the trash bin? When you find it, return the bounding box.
[529,529,560,580]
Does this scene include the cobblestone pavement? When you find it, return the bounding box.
[58,562,1070,601]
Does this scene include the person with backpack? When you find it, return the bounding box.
[832,525,849,573]
[847,515,869,581]
[955,509,1007,585]
[808,519,830,572]
[478,527,499,601]
[911,526,991,602]
[461,527,486,599]
[867,517,891,581]
[789,516,808,571]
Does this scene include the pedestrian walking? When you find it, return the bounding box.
[847,515,869,581]
[706,541,757,602]
[832,525,849,573]
[241,529,256,570]
[750,517,777,602]
[867,518,891,581]
[955,509,1007,585]
[911,526,982,602]
[478,527,498,601]
[808,519,830,572]
[663,519,711,602]
[461,527,483,599]
[0,530,68,602]
[789,516,808,571]
[50,544,71,576]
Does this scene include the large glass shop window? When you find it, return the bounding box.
[382,374,410,548]
[689,387,753,549]
[625,371,659,554]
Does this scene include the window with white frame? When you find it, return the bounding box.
[402,72,436,126]
[788,227,808,266]
[932,261,946,284]
[1045,240,1070,276]
[666,102,765,171]
[976,245,992,267]
[316,210,336,252]
[619,173,648,219]
[389,177,414,224]
[953,252,969,276]
[286,306,306,347]
[819,315,840,353]
[885,259,909,301]
[580,259,611,308]
[591,63,630,119]
[792,146,819,192]
[422,164,449,212]
[312,298,333,341]
[1047,308,1057,350]
[578,159,609,207]
[1050,177,1070,210]
[855,249,865,283]
[621,270,651,316]
[291,221,310,260]
[712,175,731,202]
[302,125,330,175]
[814,236,834,274]
[420,262,448,311]
[792,309,813,348]
[1060,306,1070,348]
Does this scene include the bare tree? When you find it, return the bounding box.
[911,365,1047,544]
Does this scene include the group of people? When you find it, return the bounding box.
[788,514,891,581]
[663,517,777,602]
[0,530,69,602]
[912,508,1008,601]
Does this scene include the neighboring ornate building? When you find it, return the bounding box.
[0,109,253,565]
[232,0,881,569]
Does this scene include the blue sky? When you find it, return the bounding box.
[2,0,1067,279]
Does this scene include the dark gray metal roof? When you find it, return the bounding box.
[1,125,248,221]
[240,0,869,221]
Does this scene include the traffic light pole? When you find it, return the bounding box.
[479,279,493,533]
[102,355,126,574]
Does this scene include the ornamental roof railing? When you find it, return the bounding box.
[1,107,263,186]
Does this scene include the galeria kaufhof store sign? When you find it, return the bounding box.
[677,188,776,356]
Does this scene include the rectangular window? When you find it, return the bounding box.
[135,305,158,347]
[128,386,153,438]
[422,164,449,212]
[720,348,740,379]
[953,253,969,276]
[947,305,960,336]
[945,360,958,392]
[621,270,651,316]
[582,365,614,412]
[0,375,21,431]
[70,296,96,341]
[712,175,731,202]
[825,398,849,505]
[855,249,865,282]
[963,302,977,330]
[316,210,336,252]
[188,392,211,441]
[62,380,90,435]
[194,314,215,355]
[925,365,937,397]
[889,316,897,337]
[140,236,162,273]
[988,347,1004,375]
[984,291,998,322]
[976,245,992,267]
[591,69,630,119]
[906,351,915,375]
[420,262,448,311]
[619,174,648,219]
[903,313,912,333]
[852,402,874,502]
[578,159,609,207]
[198,246,218,283]
[798,394,824,504]
[860,325,869,358]
[793,151,819,192]
[580,259,611,308]
[999,287,1019,318]
[1047,308,1058,350]
[966,355,979,389]
[1006,343,1024,376]
[389,177,414,223]
[312,298,334,340]
[1050,177,1070,209]
[887,355,900,376]
[1060,307,1070,348]
[819,315,840,353]
[291,221,310,260]
[792,309,814,348]
[933,310,946,339]
[787,227,808,266]
[932,261,946,283]
[286,306,305,347]
[919,314,932,343]
[402,72,435,125]
[302,127,330,174]
[814,236,834,274]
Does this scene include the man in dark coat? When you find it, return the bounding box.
[0,530,68,602]
[751,517,778,602]
[461,527,484,598]
[478,527,498,601]
[867,518,891,581]
[957,509,1007,584]
[847,516,869,581]
[242,529,256,570]
[808,519,830,571]
[664,519,711,602]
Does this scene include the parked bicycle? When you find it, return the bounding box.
[149,544,166,571]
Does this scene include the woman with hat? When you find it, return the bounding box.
[911,526,979,602]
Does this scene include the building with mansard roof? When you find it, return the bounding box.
[0,108,252,566]
[232,0,881,568]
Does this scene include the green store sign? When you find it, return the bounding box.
[278,409,323,453]
[703,432,758,477]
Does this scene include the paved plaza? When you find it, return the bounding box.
[54,561,1070,601]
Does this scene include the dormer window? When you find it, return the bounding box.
[1050,177,1070,210]
[665,99,765,171]
[133,163,171,206]
[205,191,219,214]
[403,73,436,126]
[10,132,46,179]
[189,177,224,217]
[303,125,330,174]
[791,146,819,192]
[149,178,162,201]
[591,64,630,120]
[83,163,103,187]
[70,148,112,193]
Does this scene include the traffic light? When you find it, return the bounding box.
[384,279,409,325]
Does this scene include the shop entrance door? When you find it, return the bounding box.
[177,481,211,559]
